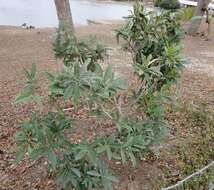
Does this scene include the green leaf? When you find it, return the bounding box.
[30,148,46,160]
[32,95,43,107]
[64,86,73,101]
[23,68,31,79]
[28,146,33,155]
[14,94,32,105]
[190,16,203,21]
[120,149,126,164]
[106,175,119,183]
[124,136,134,147]
[71,168,81,178]
[128,151,137,167]
[14,131,25,141]
[15,150,25,163]
[96,145,107,153]
[47,150,58,169]
[74,62,80,78]
[106,146,112,160]
[75,150,86,161]
[31,63,37,78]
[73,83,80,107]
[111,78,126,90]
[88,149,97,165]
[104,65,113,82]
[44,71,55,81]
[87,170,101,177]
[149,66,162,76]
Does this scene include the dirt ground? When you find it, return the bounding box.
[0,21,214,190]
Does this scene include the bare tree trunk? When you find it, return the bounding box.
[188,0,211,35]
[54,0,74,32]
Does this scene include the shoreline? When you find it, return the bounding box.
[0,19,124,30]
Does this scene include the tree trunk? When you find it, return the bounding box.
[188,0,211,35]
[54,0,74,32]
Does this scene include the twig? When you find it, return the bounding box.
[101,105,113,119]
[63,107,74,112]
[20,159,38,174]
[162,161,214,190]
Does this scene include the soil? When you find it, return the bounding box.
[0,20,214,190]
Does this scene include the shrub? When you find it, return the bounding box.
[117,3,185,95]
[155,0,181,10]
[14,2,185,190]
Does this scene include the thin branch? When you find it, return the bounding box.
[63,107,74,112]
[101,105,113,120]
[162,161,214,190]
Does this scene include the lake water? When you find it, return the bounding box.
[0,0,133,27]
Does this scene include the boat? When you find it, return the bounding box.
[178,0,214,13]
[178,0,197,7]
[179,0,214,8]
[208,1,214,12]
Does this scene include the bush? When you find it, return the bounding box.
[155,0,180,10]
[180,7,195,21]
[117,3,185,94]
[14,3,185,190]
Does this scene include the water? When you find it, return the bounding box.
[0,0,133,27]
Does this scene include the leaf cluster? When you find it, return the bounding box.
[53,26,106,71]
[14,63,42,107]
[15,112,117,190]
[47,62,125,110]
[117,3,186,112]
